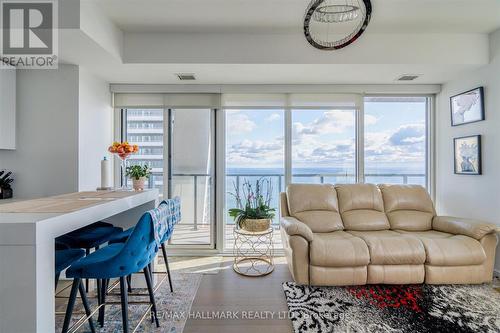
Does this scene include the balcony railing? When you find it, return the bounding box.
[227,173,425,186]
[227,173,425,225]
[141,172,425,230]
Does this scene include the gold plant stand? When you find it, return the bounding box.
[233,227,274,277]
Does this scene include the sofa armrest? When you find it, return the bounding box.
[281,217,314,242]
[433,216,497,240]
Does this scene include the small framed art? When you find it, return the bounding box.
[450,87,484,126]
[454,135,481,175]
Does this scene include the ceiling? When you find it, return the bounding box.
[94,0,500,34]
[64,0,500,85]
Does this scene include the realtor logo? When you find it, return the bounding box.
[0,0,58,68]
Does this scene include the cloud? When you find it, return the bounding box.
[293,138,356,166]
[265,113,281,122]
[365,123,426,163]
[226,108,425,168]
[365,114,378,126]
[226,113,256,134]
[293,110,355,139]
[389,124,425,146]
[227,139,283,166]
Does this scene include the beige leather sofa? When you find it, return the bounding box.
[280,183,498,285]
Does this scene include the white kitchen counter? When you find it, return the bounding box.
[0,189,159,333]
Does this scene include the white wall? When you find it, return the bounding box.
[0,65,79,198]
[78,68,113,191]
[0,65,113,198]
[124,32,489,66]
[436,29,500,273]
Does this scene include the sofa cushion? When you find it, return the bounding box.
[286,184,343,233]
[418,235,486,266]
[310,231,369,267]
[379,184,435,231]
[395,230,452,238]
[335,184,390,231]
[367,265,425,284]
[348,230,426,265]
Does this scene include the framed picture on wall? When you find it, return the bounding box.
[454,135,481,175]
[450,87,485,126]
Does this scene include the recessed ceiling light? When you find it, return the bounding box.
[176,73,196,81]
[396,74,420,81]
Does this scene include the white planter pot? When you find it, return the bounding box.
[132,177,147,191]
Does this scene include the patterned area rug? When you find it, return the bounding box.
[283,282,500,333]
[56,272,202,333]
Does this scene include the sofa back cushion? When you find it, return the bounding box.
[335,184,390,231]
[286,184,343,233]
[379,184,436,231]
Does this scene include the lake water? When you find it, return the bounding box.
[225,167,426,225]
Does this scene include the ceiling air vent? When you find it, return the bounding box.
[176,73,196,81]
[396,74,420,81]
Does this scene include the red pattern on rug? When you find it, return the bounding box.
[347,285,423,312]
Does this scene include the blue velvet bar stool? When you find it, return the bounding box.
[108,198,181,293]
[55,247,96,333]
[56,221,124,292]
[63,210,164,333]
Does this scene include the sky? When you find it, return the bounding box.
[226,98,427,173]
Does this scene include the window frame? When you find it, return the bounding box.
[119,107,218,252]
[219,95,433,252]
[362,94,433,192]
[117,93,435,254]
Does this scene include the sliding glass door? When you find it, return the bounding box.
[224,109,285,249]
[123,107,216,248]
[168,108,215,247]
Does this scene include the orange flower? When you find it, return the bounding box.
[108,141,139,158]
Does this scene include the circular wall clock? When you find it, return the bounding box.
[304,0,372,50]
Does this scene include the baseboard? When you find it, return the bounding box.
[494,268,500,278]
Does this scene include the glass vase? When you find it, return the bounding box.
[119,155,130,190]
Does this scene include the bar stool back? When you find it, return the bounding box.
[108,197,181,292]
[63,206,166,333]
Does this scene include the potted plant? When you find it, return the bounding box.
[0,170,13,199]
[228,178,275,232]
[125,164,151,191]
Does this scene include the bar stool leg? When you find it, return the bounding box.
[98,278,109,327]
[126,274,132,292]
[78,280,97,333]
[62,278,80,333]
[144,266,160,327]
[119,277,129,333]
[161,243,173,292]
[55,272,61,290]
[96,278,102,306]
[85,249,90,292]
